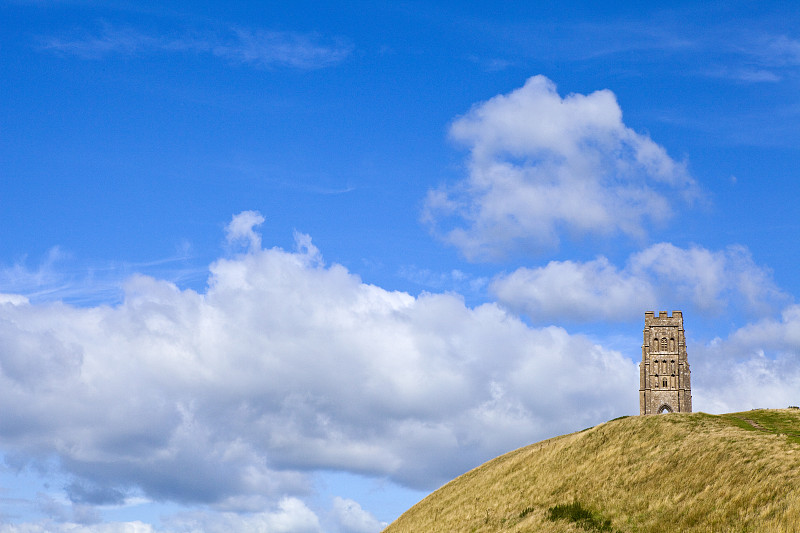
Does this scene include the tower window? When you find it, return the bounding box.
[662,378,668,388]
[660,337,668,350]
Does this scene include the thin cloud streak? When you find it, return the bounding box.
[701,33,800,83]
[39,23,353,70]
[461,7,800,85]
[0,246,205,307]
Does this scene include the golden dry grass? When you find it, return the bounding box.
[383,409,800,533]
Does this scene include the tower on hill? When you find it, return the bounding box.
[639,311,692,415]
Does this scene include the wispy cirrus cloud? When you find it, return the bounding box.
[0,245,203,307]
[39,23,353,70]
[471,9,800,85]
[704,67,782,83]
[753,34,800,67]
[702,33,800,83]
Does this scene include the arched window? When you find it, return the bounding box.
[662,378,668,388]
[660,337,668,350]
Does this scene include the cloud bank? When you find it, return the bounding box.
[0,212,636,523]
[0,497,321,533]
[491,243,786,322]
[692,304,800,413]
[423,75,696,260]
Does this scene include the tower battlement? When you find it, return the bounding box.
[644,310,682,325]
[639,311,692,415]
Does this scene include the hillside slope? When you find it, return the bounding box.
[383,409,800,533]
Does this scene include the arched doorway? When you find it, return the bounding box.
[657,404,674,414]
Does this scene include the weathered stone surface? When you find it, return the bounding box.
[639,311,692,415]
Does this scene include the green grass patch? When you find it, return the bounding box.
[720,414,758,432]
[547,501,619,532]
[725,409,800,444]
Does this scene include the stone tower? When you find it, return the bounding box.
[639,311,692,415]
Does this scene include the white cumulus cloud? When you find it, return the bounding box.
[0,498,321,533]
[491,242,785,322]
[692,304,800,413]
[163,498,322,533]
[0,522,156,533]
[0,211,636,517]
[331,497,387,533]
[423,75,696,260]
[224,210,266,251]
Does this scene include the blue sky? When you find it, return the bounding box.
[1,1,800,531]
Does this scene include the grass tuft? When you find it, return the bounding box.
[547,501,618,532]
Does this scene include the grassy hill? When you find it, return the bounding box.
[383,409,800,533]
